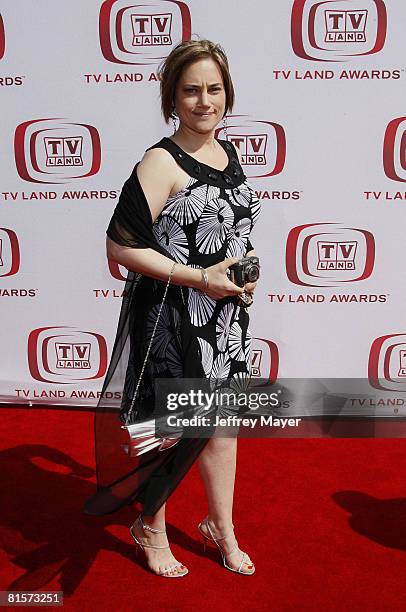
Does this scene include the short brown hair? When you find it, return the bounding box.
[157,39,235,124]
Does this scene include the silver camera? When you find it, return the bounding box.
[228,256,260,287]
[228,256,260,308]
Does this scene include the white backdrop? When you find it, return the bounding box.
[1,0,405,412]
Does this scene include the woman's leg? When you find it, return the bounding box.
[198,436,237,527]
[198,436,254,570]
[131,502,187,576]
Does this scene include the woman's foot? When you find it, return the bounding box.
[199,517,255,574]
[130,516,188,577]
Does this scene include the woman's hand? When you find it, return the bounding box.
[243,280,257,295]
[202,257,246,300]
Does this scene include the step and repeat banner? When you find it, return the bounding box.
[1,0,406,415]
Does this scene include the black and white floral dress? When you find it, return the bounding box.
[144,137,260,402]
[82,136,261,517]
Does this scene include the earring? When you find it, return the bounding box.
[222,115,229,141]
[172,108,178,134]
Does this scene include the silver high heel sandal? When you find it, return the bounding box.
[197,517,255,576]
[130,515,188,578]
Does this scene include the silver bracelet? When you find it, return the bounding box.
[200,268,209,290]
[169,261,177,280]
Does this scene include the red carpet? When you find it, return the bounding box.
[1,406,406,611]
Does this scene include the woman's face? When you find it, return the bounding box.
[173,57,227,134]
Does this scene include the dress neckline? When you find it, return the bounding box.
[163,136,231,173]
[146,136,246,188]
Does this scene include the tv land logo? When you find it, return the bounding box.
[401,351,406,377]
[383,117,406,182]
[28,327,108,383]
[325,9,367,43]
[99,0,191,65]
[369,334,406,392]
[286,223,375,287]
[131,13,172,45]
[250,338,279,383]
[0,228,20,277]
[56,343,91,369]
[45,136,83,168]
[216,116,286,178]
[291,0,387,61]
[0,14,5,60]
[317,240,356,270]
[14,119,101,184]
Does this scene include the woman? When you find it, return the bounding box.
[83,39,261,578]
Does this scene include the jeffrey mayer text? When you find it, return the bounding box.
[166,414,302,429]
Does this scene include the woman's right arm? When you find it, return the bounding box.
[107,148,244,299]
[107,234,204,289]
